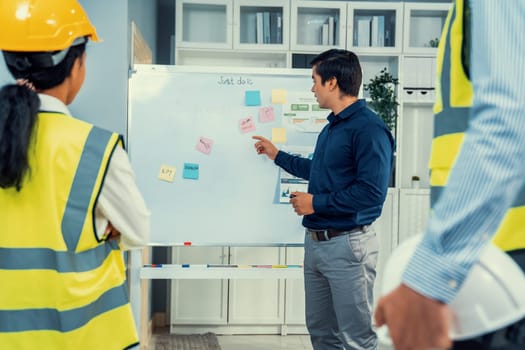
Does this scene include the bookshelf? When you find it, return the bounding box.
[347,2,403,54]
[403,2,450,54]
[290,0,347,52]
[175,0,290,67]
[234,0,289,51]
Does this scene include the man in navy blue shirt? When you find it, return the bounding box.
[253,49,394,350]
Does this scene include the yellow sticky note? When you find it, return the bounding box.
[271,89,287,104]
[272,128,287,144]
[158,164,176,182]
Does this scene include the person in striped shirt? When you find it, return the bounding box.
[375,1,525,349]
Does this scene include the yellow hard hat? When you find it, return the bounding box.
[0,0,100,52]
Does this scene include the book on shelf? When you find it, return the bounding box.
[321,23,329,45]
[256,12,264,44]
[328,16,335,45]
[276,13,282,44]
[356,17,371,47]
[263,11,270,44]
[245,12,257,44]
[371,16,385,47]
[270,11,282,44]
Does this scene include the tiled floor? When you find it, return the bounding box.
[147,328,312,350]
[148,328,393,350]
[149,333,394,349]
[217,335,313,350]
[217,335,393,350]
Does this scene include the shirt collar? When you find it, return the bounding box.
[38,94,72,116]
[327,99,366,124]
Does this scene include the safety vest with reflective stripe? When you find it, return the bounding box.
[0,112,139,350]
[431,0,525,252]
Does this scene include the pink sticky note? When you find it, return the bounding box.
[196,136,214,155]
[239,116,256,134]
[259,106,275,123]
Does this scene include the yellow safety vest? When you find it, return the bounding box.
[0,112,139,349]
[431,0,525,252]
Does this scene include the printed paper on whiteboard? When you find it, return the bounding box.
[282,92,329,133]
[278,145,314,203]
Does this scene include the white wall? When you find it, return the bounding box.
[0,1,130,137]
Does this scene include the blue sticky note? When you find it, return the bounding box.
[183,163,199,180]
[245,90,261,106]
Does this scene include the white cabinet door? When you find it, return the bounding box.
[228,247,285,324]
[176,0,233,49]
[398,189,431,244]
[396,101,434,189]
[170,247,228,325]
[372,188,398,304]
[284,246,306,325]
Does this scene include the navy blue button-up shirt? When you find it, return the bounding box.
[275,99,395,230]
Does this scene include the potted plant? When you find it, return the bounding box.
[363,67,399,132]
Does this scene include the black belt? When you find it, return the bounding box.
[306,226,369,241]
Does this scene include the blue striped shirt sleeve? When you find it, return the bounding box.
[402,0,525,303]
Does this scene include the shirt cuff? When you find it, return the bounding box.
[274,150,288,167]
[401,241,471,304]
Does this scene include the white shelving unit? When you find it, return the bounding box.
[175,0,290,67]
[395,4,449,190]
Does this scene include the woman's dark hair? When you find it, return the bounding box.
[0,42,86,191]
[310,49,362,97]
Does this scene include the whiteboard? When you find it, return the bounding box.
[128,65,320,245]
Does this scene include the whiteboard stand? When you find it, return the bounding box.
[141,264,304,279]
[129,245,305,343]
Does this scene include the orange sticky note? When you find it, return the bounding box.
[271,128,287,144]
[271,89,287,104]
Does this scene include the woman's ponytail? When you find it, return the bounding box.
[0,84,40,191]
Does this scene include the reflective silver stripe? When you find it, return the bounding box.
[514,184,525,207]
[0,282,129,333]
[431,5,466,206]
[439,4,455,109]
[0,240,119,272]
[61,127,114,251]
[430,186,444,208]
[433,4,470,138]
[433,107,470,138]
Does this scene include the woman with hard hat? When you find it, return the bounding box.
[0,0,150,349]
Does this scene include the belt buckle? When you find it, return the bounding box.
[308,229,326,241]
